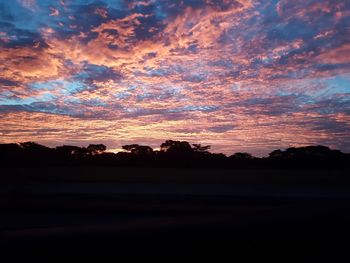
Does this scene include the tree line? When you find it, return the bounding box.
[0,140,349,169]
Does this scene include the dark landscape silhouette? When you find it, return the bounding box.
[1,140,349,169]
[1,140,350,262]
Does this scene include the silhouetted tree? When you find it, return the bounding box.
[192,144,211,154]
[0,143,22,155]
[0,143,23,165]
[269,146,343,161]
[19,142,53,164]
[159,140,195,166]
[266,145,350,169]
[160,140,193,155]
[19,142,50,152]
[269,149,283,159]
[0,141,348,169]
[122,144,153,155]
[55,145,87,159]
[230,152,253,160]
[87,144,107,155]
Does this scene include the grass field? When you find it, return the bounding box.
[1,166,350,185]
[1,167,350,262]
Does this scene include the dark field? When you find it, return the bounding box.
[1,167,350,262]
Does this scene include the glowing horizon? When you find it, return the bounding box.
[1,0,350,156]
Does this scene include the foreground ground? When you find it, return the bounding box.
[1,167,350,262]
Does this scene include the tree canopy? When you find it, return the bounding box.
[0,141,348,169]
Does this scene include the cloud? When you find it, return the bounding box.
[17,0,38,11]
[49,7,59,17]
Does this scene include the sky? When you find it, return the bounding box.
[0,0,349,156]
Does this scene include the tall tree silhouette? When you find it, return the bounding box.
[87,144,107,155]
[122,144,153,155]
[55,145,87,159]
[160,140,193,155]
[192,144,211,154]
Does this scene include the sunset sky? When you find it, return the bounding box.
[0,0,349,156]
